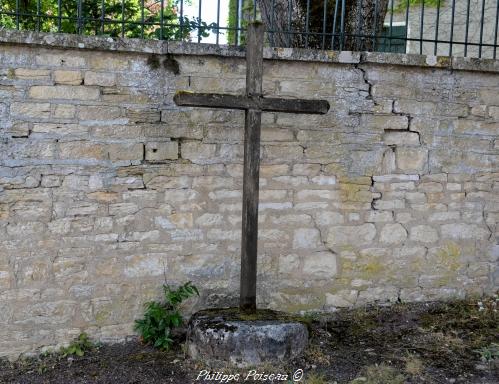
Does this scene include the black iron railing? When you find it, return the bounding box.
[0,1,498,58]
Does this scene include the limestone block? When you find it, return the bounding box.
[379,223,407,244]
[489,106,499,120]
[84,71,116,86]
[446,183,462,191]
[32,123,87,135]
[109,203,139,216]
[302,251,338,279]
[429,211,460,222]
[292,228,322,249]
[108,143,144,161]
[269,214,312,226]
[29,86,100,100]
[455,120,498,136]
[365,211,393,222]
[394,100,436,116]
[124,253,167,277]
[314,211,345,225]
[395,147,427,172]
[14,68,51,80]
[364,114,409,130]
[264,144,304,161]
[259,165,288,177]
[207,229,240,241]
[296,190,340,201]
[181,142,217,163]
[437,102,468,118]
[279,254,300,275]
[53,104,76,118]
[53,70,83,85]
[419,182,444,193]
[311,175,337,185]
[88,55,129,70]
[261,128,294,142]
[441,223,490,240]
[373,199,405,210]
[195,213,223,227]
[10,102,51,118]
[36,53,86,67]
[470,105,488,117]
[126,107,161,123]
[145,141,178,161]
[87,191,119,203]
[292,163,321,176]
[383,131,420,146]
[78,105,122,120]
[6,222,45,236]
[297,129,337,142]
[13,141,57,159]
[59,141,106,160]
[373,174,420,182]
[9,122,30,137]
[405,192,426,203]
[409,225,439,243]
[326,224,376,246]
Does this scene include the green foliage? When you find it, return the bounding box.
[60,333,94,358]
[134,281,199,351]
[227,0,255,45]
[0,0,216,41]
[227,0,237,45]
[394,0,444,13]
[475,343,499,363]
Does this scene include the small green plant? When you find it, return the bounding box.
[134,281,199,350]
[60,333,93,357]
[475,343,499,363]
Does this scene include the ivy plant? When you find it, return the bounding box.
[134,281,199,350]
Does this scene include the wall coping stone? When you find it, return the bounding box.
[1,28,499,73]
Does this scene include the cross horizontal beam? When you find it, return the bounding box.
[174,92,330,115]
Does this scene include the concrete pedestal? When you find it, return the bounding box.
[186,308,309,367]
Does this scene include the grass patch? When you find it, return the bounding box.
[350,364,405,384]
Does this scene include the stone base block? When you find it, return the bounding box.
[186,308,309,367]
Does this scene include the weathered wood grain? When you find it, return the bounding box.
[174,92,329,114]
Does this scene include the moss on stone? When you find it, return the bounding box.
[195,307,313,328]
[436,241,461,272]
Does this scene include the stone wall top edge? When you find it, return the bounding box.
[1,28,499,73]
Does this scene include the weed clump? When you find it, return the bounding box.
[134,281,199,350]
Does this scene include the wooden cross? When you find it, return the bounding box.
[174,22,330,313]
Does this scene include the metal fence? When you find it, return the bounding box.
[0,1,498,58]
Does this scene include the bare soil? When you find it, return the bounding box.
[1,299,497,384]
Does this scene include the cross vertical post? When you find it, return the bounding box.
[173,22,329,315]
[240,22,265,313]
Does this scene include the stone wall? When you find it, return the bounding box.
[0,30,497,359]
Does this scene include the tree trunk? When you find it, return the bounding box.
[343,0,390,51]
[257,0,304,48]
[256,0,389,51]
